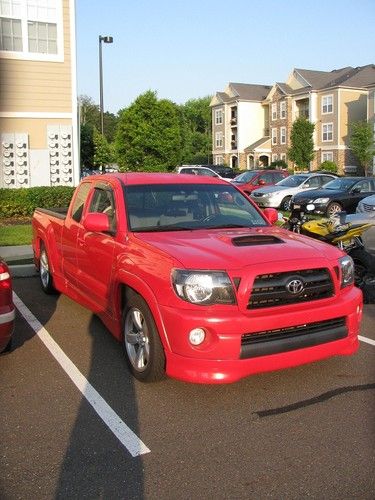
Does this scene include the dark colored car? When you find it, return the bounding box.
[291,176,375,217]
[232,169,289,195]
[0,258,14,353]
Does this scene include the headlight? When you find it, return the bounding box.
[172,270,236,305]
[313,197,330,204]
[339,255,354,288]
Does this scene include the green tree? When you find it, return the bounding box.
[80,123,95,167]
[349,121,375,176]
[180,96,212,164]
[115,91,183,171]
[79,94,118,143]
[288,117,315,169]
[93,127,113,169]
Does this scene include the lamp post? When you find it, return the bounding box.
[98,35,113,135]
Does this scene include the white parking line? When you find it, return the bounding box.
[359,335,375,347]
[13,292,150,457]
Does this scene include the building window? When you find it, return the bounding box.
[215,132,223,148]
[321,152,333,162]
[214,109,223,125]
[280,101,286,119]
[322,95,333,114]
[272,128,277,145]
[272,154,278,163]
[322,123,333,142]
[272,103,277,120]
[280,153,286,162]
[215,156,223,165]
[0,0,62,60]
[280,127,286,144]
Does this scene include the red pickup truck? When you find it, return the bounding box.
[32,173,362,384]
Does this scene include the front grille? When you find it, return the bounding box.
[248,268,333,309]
[362,203,375,213]
[240,317,347,358]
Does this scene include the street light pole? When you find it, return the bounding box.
[98,35,113,135]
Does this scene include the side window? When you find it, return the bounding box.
[89,188,116,232]
[354,181,372,193]
[321,175,334,186]
[71,182,92,222]
[273,172,285,182]
[304,176,321,188]
[259,173,273,184]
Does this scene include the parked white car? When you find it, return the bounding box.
[251,173,337,210]
[176,165,232,181]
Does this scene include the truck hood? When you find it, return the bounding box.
[134,226,341,269]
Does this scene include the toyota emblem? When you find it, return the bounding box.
[286,278,304,295]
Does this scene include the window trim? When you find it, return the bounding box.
[214,108,223,125]
[280,126,286,145]
[322,122,333,142]
[0,0,64,62]
[321,151,333,162]
[215,131,223,148]
[322,94,333,115]
[271,127,277,145]
[271,103,277,121]
[272,153,278,162]
[280,101,286,119]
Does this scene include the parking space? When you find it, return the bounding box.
[1,276,374,499]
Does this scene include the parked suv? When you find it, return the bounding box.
[251,172,337,211]
[232,169,289,195]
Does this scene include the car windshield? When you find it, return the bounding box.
[276,175,309,187]
[124,183,268,232]
[233,171,258,183]
[322,178,359,191]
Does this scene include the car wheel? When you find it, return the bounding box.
[280,196,292,211]
[39,244,56,294]
[122,292,166,382]
[326,202,342,217]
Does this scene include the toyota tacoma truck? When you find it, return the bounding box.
[32,173,362,384]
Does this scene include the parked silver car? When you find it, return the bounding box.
[251,173,337,210]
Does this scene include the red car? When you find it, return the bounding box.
[232,169,289,195]
[0,258,15,353]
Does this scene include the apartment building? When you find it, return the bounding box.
[367,83,375,171]
[210,82,271,169]
[0,0,79,189]
[212,65,375,174]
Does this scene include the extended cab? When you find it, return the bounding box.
[32,173,362,383]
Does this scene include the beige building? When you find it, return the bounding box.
[0,0,79,188]
[212,65,375,174]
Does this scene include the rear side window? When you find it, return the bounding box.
[71,182,92,222]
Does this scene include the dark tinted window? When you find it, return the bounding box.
[89,187,116,232]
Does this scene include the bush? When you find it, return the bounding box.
[319,160,338,173]
[0,186,75,218]
[270,160,288,169]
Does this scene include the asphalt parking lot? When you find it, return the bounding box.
[1,276,374,499]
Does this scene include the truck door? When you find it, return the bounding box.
[76,183,116,313]
[61,180,92,287]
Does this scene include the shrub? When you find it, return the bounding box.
[0,186,75,218]
[319,160,338,173]
[270,160,288,169]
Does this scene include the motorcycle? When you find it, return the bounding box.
[283,204,375,302]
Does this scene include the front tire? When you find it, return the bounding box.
[326,201,342,217]
[122,292,166,382]
[39,244,56,294]
[280,196,292,211]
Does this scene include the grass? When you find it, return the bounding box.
[0,224,32,246]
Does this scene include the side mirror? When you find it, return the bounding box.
[258,179,266,185]
[263,208,279,225]
[351,187,361,194]
[83,212,110,233]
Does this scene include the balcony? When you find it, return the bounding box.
[230,117,237,126]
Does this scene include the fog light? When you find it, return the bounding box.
[189,328,206,346]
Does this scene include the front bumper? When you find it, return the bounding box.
[160,287,362,383]
[0,307,15,353]
[292,201,328,215]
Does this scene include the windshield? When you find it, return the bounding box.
[124,183,268,232]
[233,171,258,183]
[322,178,358,190]
[276,175,309,187]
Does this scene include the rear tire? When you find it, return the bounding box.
[122,292,166,382]
[39,244,56,294]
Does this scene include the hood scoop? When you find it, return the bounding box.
[232,235,284,247]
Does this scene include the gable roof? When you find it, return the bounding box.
[228,82,272,101]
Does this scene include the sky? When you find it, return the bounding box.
[76,0,375,114]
